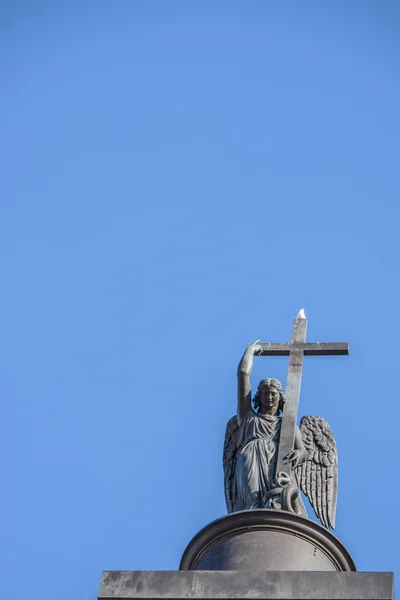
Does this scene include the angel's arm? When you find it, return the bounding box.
[286,427,308,468]
[294,427,308,464]
[237,341,262,425]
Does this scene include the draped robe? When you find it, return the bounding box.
[232,409,281,511]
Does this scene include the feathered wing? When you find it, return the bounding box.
[223,415,240,513]
[295,415,338,529]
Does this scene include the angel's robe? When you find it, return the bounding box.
[232,409,282,511]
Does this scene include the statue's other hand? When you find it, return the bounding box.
[284,449,306,469]
[248,340,263,355]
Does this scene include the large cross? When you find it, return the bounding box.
[251,309,349,476]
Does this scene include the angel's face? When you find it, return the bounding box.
[260,386,280,415]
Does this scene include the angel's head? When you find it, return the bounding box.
[253,378,286,416]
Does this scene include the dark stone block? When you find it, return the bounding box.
[180,510,356,572]
[98,571,394,600]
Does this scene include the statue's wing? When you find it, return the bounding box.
[222,415,240,513]
[296,415,338,529]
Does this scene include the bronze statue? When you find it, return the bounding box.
[223,311,345,530]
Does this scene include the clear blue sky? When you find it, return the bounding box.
[2,2,400,598]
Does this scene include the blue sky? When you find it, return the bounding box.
[2,2,400,599]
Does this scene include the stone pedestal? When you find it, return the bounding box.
[98,510,394,600]
[180,509,355,571]
[99,571,394,600]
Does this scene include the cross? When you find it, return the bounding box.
[249,309,349,476]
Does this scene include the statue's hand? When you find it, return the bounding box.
[284,449,306,469]
[248,340,263,355]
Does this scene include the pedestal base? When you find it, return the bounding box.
[180,509,356,571]
[98,511,394,600]
[99,571,394,600]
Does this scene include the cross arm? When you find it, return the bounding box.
[246,342,349,356]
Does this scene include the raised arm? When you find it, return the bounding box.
[237,341,262,425]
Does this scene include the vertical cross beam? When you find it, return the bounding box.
[248,311,349,480]
[276,310,307,476]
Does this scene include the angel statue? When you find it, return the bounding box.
[223,341,338,529]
